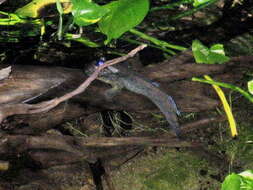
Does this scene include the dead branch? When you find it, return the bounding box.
[0,45,147,123]
[0,66,11,81]
[0,53,250,128]
[0,134,198,151]
[181,116,226,133]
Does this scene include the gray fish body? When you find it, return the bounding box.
[85,63,180,135]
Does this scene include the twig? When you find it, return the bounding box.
[0,66,11,81]
[0,0,7,5]
[181,116,225,133]
[0,45,147,123]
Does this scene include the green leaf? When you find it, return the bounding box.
[98,0,149,43]
[193,0,212,7]
[248,80,253,95]
[15,0,72,18]
[208,44,230,64]
[239,170,253,190]
[192,39,210,63]
[192,40,230,64]
[71,0,109,26]
[221,173,242,190]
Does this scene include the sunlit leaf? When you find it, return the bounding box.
[72,0,109,26]
[15,0,72,18]
[192,39,209,63]
[239,170,253,180]
[221,173,242,190]
[98,0,149,43]
[248,80,253,95]
[193,0,212,7]
[192,40,230,64]
[209,43,230,63]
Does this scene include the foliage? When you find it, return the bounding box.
[15,0,72,18]
[193,0,214,7]
[0,11,37,25]
[11,0,150,44]
[192,39,252,137]
[99,0,149,43]
[221,170,253,190]
[192,39,230,64]
[248,80,253,95]
[203,75,237,137]
[0,11,43,42]
[71,0,109,26]
[0,0,252,189]
[192,37,252,137]
[0,0,188,51]
[192,77,253,103]
[56,0,64,40]
[192,39,253,105]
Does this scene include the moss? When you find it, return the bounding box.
[111,149,220,190]
[214,121,253,171]
[142,150,219,190]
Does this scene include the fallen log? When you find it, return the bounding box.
[0,55,251,132]
[1,55,249,108]
[0,63,220,117]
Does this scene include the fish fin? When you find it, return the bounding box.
[168,96,181,115]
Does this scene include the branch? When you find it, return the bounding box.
[0,44,147,123]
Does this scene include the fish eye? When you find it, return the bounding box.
[95,57,106,66]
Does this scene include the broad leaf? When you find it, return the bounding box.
[15,0,72,18]
[209,44,230,64]
[221,173,242,190]
[222,171,253,190]
[192,39,209,63]
[99,0,149,43]
[192,40,230,64]
[72,0,109,26]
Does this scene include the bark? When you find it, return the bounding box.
[0,55,251,190]
[1,55,250,114]
[0,55,251,133]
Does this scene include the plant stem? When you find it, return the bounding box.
[129,28,187,51]
[65,33,100,47]
[203,75,237,137]
[192,77,253,103]
[170,0,219,21]
[123,38,176,55]
[150,0,192,12]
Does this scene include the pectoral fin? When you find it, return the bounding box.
[168,96,180,115]
[104,84,123,100]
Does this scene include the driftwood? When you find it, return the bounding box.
[0,116,224,189]
[0,53,250,135]
[0,51,251,189]
[0,134,198,157]
[0,116,223,190]
[0,45,147,123]
[0,2,251,189]
[0,115,223,167]
[0,56,247,113]
[0,54,250,125]
[0,161,96,190]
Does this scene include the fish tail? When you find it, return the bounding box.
[152,98,181,136]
